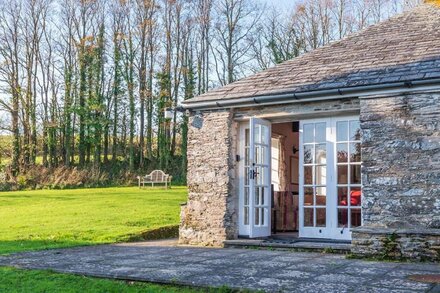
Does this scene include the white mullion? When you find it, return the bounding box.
[329,118,337,233]
[347,120,352,228]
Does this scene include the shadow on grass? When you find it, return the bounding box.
[124,225,179,242]
[0,240,95,255]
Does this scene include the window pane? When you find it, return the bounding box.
[254,146,259,164]
[337,121,348,141]
[350,187,362,206]
[304,208,314,227]
[245,187,249,205]
[303,124,314,143]
[304,187,314,206]
[245,147,250,165]
[316,187,326,205]
[255,187,260,205]
[255,207,260,225]
[261,208,265,225]
[304,145,313,164]
[258,167,265,185]
[261,125,269,144]
[245,167,250,185]
[245,129,250,146]
[350,165,361,184]
[304,166,313,185]
[338,187,348,206]
[261,187,266,205]
[261,146,266,164]
[316,208,326,227]
[337,165,348,184]
[315,144,326,165]
[351,209,362,227]
[315,122,326,143]
[316,166,326,185]
[254,166,260,184]
[254,125,261,143]
[350,120,361,141]
[337,143,348,163]
[338,208,348,227]
[244,207,249,225]
[350,143,361,162]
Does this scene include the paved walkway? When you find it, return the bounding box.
[0,240,439,292]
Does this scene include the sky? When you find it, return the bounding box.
[262,0,297,9]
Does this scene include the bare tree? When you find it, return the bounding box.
[195,0,213,94]
[212,0,263,85]
[0,1,24,174]
[0,0,417,180]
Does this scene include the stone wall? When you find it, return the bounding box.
[179,109,238,246]
[180,98,361,247]
[353,92,440,261]
[352,228,440,261]
[180,93,440,258]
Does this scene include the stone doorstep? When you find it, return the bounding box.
[223,238,352,253]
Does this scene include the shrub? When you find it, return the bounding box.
[0,155,186,191]
[16,175,28,188]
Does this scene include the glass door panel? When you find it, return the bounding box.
[249,117,271,238]
[301,122,327,231]
[336,119,362,229]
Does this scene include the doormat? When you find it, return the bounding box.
[408,274,440,284]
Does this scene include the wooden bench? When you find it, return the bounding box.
[137,170,172,189]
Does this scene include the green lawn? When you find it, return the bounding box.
[0,186,203,292]
[0,267,231,293]
[0,186,187,255]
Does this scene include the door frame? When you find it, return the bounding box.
[238,122,250,236]
[238,115,361,240]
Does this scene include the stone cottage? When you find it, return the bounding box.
[179,2,440,260]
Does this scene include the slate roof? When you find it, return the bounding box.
[185,3,440,105]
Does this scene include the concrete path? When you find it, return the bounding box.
[0,240,439,292]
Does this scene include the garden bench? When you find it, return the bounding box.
[137,170,172,189]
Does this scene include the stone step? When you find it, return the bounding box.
[224,238,351,253]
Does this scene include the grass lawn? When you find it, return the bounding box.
[0,186,203,292]
[0,267,231,293]
[0,186,187,255]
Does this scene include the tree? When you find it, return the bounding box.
[212,0,262,85]
[0,0,415,180]
[0,1,24,175]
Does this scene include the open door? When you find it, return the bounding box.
[249,117,271,238]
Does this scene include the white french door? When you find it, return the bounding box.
[239,118,271,238]
[300,119,331,239]
[299,116,362,240]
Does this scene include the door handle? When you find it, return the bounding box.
[249,169,259,180]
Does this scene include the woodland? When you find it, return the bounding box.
[0,0,421,189]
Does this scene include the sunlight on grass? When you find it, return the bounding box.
[0,186,187,254]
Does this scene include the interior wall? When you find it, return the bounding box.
[271,138,281,191]
[272,123,299,193]
[271,122,300,232]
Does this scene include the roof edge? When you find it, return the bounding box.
[181,78,440,110]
